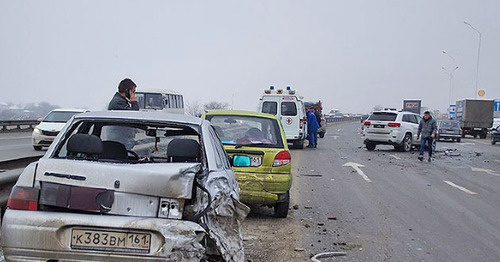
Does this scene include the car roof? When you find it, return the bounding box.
[204,110,279,120]
[73,111,203,125]
[372,110,418,115]
[51,108,89,112]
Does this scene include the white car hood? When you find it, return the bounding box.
[36,122,67,132]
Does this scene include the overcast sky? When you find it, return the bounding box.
[1,0,499,114]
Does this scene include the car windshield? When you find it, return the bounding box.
[206,115,283,148]
[43,111,80,123]
[54,120,200,163]
[369,112,397,121]
[439,121,460,129]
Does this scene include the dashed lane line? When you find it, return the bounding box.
[444,180,478,195]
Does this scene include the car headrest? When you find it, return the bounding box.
[67,134,103,155]
[101,141,128,160]
[167,139,201,159]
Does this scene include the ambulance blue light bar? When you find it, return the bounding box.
[270,86,275,90]
[286,86,291,90]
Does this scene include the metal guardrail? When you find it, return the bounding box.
[325,116,363,123]
[0,155,43,207]
[0,120,39,132]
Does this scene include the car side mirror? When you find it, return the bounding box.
[232,155,251,167]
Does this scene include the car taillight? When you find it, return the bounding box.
[388,122,401,127]
[300,117,307,129]
[364,121,371,126]
[7,186,39,211]
[273,151,291,167]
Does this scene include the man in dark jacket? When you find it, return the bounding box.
[108,78,140,110]
[105,78,139,149]
[417,111,437,162]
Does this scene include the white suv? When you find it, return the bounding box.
[362,111,422,151]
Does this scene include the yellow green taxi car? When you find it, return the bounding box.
[203,110,292,217]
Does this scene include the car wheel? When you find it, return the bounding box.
[319,132,325,138]
[400,134,412,152]
[473,134,478,138]
[33,146,42,151]
[366,142,376,151]
[479,133,487,139]
[492,137,496,145]
[274,192,290,218]
[461,132,465,138]
[456,138,461,143]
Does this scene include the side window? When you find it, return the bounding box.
[409,115,419,124]
[402,114,410,123]
[209,126,230,169]
[415,115,422,124]
[262,101,278,115]
[281,102,297,116]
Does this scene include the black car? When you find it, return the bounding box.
[492,125,500,145]
[436,120,462,142]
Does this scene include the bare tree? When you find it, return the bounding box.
[186,100,204,117]
[203,101,230,111]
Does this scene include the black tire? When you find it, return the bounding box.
[366,142,376,151]
[461,132,465,138]
[274,192,290,218]
[479,132,487,139]
[473,134,478,138]
[456,138,461,143]
[399,133,412,152]
[319,132,325,138]
[492,137,496,145]
[33,146,42,151]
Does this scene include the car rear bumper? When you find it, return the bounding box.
[437,134,461,139]
[363,132,404,145]
[235,171,292,205]
[2,210,206,261]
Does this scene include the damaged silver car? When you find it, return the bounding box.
[1,111,249,261]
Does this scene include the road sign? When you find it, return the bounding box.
[478,89,485,97]
[494,101,500,112]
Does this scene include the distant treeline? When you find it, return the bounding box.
[0,102,59,120]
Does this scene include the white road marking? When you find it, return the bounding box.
[495,160,500,163]
[389,154,401,160]
[444,181,478,195]
[343,162,372,182]
[458,142,475,146]
[470,167,500,177]
[330,136,339,140]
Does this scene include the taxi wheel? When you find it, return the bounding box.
[274,192,290,218]
[33,146,42,151]
[319,132,325,138]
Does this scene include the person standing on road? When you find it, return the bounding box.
[307,110,319,148]
[108,78,139,111]
[105,78,140,149]
[417,111,437,162]
[315,109,322,144]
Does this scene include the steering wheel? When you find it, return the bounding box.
[127,150,139,159]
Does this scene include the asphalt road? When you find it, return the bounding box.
[243,122,500,262]
[0,132,45,162]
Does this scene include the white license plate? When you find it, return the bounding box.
[71,229,151,253]
[473,128,482,130]
[250,156,262,167]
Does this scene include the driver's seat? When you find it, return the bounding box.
[101,141,128,160]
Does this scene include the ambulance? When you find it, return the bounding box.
[258,86,308,149]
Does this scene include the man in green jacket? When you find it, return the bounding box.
[417,111,437,162]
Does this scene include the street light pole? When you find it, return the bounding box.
[464,21,482,98]
[442,66,459,107]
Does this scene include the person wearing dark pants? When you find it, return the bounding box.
[417,111,437,162]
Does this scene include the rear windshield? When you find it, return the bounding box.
[368,112,397,121]
[137,93,163,110]
[439,121,460,128]
[262,101,277,115]
[43,111,80,123]
[281,102,297,116]
[53,120,200,164]
[206,115,284,148]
